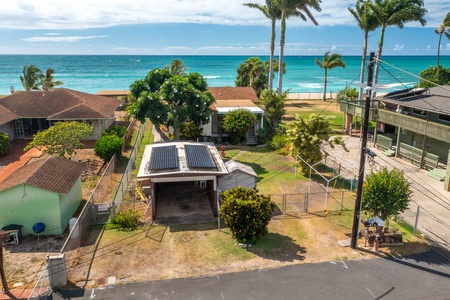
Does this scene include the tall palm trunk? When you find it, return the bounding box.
[322,68,328,101]
[278,14,286,95]
[358,32,369,100]
[437,33,442,67]
[269,20,276,90]
[372,26,386,98]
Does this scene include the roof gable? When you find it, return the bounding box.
[207,87,259,103]
[0,156,85,194]
[0,88,122,120]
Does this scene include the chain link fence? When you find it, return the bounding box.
[271,191,356,216]
[399,200,450,259]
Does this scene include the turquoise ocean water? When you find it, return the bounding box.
[1,55,449,95]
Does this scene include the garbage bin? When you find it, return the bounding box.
[69,217,79,239]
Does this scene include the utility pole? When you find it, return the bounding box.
[350,52,375,249]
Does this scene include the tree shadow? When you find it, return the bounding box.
[246,232,307,262]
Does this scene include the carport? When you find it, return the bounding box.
[137,142,228,224]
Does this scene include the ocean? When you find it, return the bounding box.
[1,55,449,95]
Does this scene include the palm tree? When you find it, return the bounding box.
[236,57,268,96]
[314,51,346,101]
[20,64,42,91]
[276,0,321,95]
[348,0,379,100]
[367,0,427,95]
[435,12,450,67]
[166,59,188,75]
[40,68,64,91]
[244,1,281,90]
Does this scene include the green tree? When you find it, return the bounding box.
[286,113,331,174]
[259,89,287,139]
[129,65,214,140]
[94,135,123,163]
[0,133,12,156]
[336,86,359,103]
[276,0,321,94]
[236,57,268,97]
[103,125,127,138]
[435,12,450,67]
[368,0,427,95]
[220,187,275,243]
[348,0,379,100]
[40,68,64,90]
[418,65,450,88]
[20,64,43,91]
[180,119,204,141]
[314,51,346,101]
[222,108,257,144]
[362,167,412,224]
[24,122,94,158]
[244,1,281,90]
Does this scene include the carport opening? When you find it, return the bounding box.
[154,181,217,224]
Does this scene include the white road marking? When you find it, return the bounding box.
[90,289,95,298]
[330,261,348,269]
[367,288,376,298]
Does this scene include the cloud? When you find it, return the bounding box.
[446,43,450,50]
[22,35,107,42]
[331,45,337,50]
[0,0,446,30]
[393,44,404,51]
[44,33,61,36]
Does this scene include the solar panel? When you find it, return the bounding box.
[185,145,216,169]
[149,145,179,170]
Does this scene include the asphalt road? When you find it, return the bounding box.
[50,249,450,300]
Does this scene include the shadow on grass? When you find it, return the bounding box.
[168,221,222,233]
[248,232,307,262]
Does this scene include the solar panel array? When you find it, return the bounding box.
[185,145,216,169]
[149,145,179,170]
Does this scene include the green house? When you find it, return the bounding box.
[0,156,85,235]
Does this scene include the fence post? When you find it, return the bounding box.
[304,192,308,213]
[282,194,286,214]
[341,191,344,210]
[413,206,420,236]
[47,253,67,288]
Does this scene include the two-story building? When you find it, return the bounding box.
[340,85,450,191]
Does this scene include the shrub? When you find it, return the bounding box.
[269,132,288,151]
[418,66,450,88]
[220,187,275,244]
[221,108,257,144]
[111,210,141,231]
[180,119,203,141]
[103,125,127,138]
[0,133,11,156]
[94,135,123,163]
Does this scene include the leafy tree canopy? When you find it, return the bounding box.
[362,167,412,223]
[221,108,257,144]
[0,133,12,156]
[129,63,214,140]
[259,89,287,139]
[418,65,450,88]
[235,57,268,97]
[24,122,93,158]
[286,113,331,174]
[220,187,275,244]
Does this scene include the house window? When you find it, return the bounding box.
[412,108,426,116]
[438,114,450,122]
